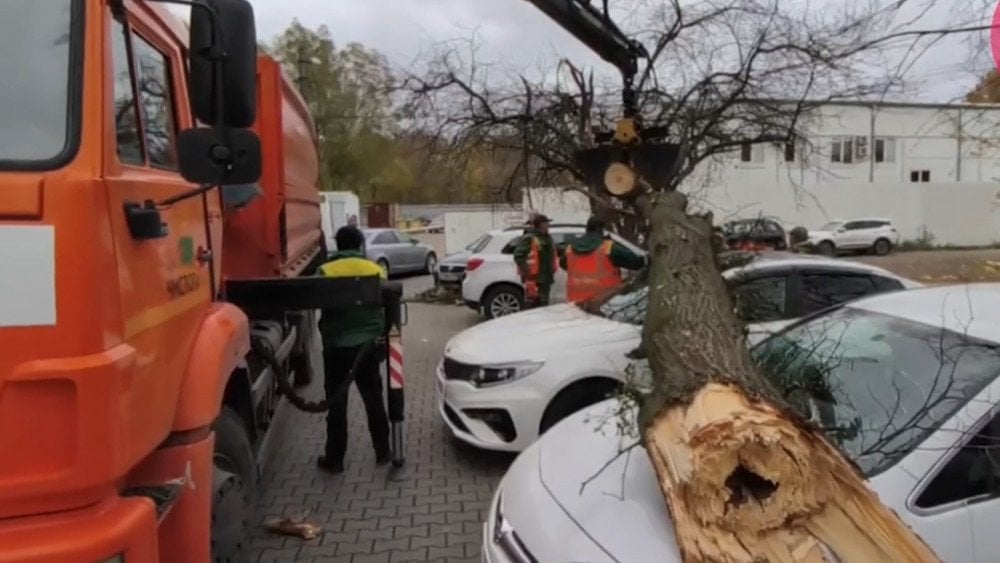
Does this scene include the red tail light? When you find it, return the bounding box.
[466,257,484,272]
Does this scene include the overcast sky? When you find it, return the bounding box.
[174,0,994,102]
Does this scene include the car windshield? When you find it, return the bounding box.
[465,234,492,253]
[820,222,843,231]
[0,1,77,166]
[752,307,1000,476]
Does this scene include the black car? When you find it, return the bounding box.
[722,218,788,251]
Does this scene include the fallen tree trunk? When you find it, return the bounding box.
[640,191,938,563]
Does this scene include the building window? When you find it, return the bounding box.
[784,142,795,162]
[831,138,854,163]
[910,170,931,183]
[739,142,764,164]
[874,138,896,163]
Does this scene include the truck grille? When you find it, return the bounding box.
[443,358,479,381]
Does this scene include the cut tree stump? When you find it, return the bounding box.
[643,383,938,562]
[639,190,938,562]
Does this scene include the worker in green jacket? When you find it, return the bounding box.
[316,226,390,474]
[514,214,559,308]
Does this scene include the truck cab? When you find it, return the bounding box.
[0,1,322,561]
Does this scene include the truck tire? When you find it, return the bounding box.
[211,406,256,563]
[290,311,316,387]
[482,284,524,319]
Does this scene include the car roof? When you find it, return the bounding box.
[847,284,1000,343]
[843,217,893,223]
[723,254,910,282]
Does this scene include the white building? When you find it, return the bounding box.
[689,101,1000,246]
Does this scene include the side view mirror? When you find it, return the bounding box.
[836,227,846,233]
[188,0,257,128]
[410,238,419,245]
[177,128,262,185]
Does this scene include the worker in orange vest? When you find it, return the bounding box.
[514,214,560,308]
[561,216,646,303]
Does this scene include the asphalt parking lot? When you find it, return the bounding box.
[250,275,515,562]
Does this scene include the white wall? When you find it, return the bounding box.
[692,181,1000,246]
[443,210,526,254]
[684,102,1000,246]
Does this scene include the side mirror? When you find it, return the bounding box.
[410,238,419,245]
[188,0,257,128]
[177,128,262,185]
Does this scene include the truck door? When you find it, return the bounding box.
[104,14,212,394]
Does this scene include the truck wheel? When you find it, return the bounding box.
[290,312,316,387]
[483,284,523,319]
[211,407,256,563]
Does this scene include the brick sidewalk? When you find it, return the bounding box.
[250,302,515,562]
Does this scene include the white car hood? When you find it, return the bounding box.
[536,400,681,562]
[444,304,640,365]
[808,230,834,241]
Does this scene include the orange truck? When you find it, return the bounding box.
[0,1,376,561]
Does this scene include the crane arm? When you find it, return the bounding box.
[523,0,648,79]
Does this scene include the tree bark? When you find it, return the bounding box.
[640,191,938,562]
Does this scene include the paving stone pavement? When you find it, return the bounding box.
[251,284,516,562]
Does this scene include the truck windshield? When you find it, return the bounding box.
[0,1,79,167]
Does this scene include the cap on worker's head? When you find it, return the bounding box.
[335,225,365,251]
[586,216,605,233]
[532,213,552,228]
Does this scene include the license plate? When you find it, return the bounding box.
[438,273,460,281]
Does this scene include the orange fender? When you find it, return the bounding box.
[171,303,251,432]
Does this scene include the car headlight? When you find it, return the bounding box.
[492,492,536,562]
[474,361,544,387]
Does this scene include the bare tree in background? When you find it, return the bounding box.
[408,1,995,560]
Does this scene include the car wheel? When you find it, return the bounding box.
[377,258,390,277]
[539,380,620,434]
[424,253,437,275]
[817,241,836,256]
[211,407,256,563]
[482,285,524,319]
[872,238,892,256]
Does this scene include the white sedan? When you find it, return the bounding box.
[437,254,917,452]
[484,284,1000,563]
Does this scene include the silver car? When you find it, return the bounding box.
[362,228,437,276]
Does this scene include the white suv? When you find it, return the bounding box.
[461,225,644,319]
[806,217,899,256]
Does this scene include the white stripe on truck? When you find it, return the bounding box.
[0,225,56,327]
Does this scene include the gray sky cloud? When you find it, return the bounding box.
[173,1,995,103]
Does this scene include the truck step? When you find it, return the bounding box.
[123,480,186,522]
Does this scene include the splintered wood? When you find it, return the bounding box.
[643,383,939,563]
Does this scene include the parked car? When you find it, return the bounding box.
[806,218,899,256]
[434,232,498,289]
[359,228,437,276]
[438,253,918,452]
[722,217,788,251]
[483,283,1000,563]
[461,224,644,319]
